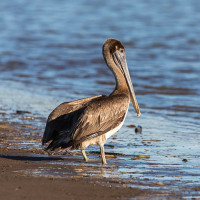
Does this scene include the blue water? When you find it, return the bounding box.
[0,0,200,198]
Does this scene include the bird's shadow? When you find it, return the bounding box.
[0,153,64,162]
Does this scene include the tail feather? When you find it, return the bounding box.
[46,130,73,151]
[42,126,52,145]
[43,107,85,148]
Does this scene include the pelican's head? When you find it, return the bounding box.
[103,38,141,117]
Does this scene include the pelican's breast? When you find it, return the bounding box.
[105,105,129,139]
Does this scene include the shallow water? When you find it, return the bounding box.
[0,0,200,198]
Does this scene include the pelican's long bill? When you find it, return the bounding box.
[112,50,141,117]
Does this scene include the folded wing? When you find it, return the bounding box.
[43,94,129,151]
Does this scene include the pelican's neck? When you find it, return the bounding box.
[103,49,129,96]
[111,67,129,95]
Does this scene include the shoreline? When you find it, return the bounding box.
[0,150,149,200]
[0,121,152,200]
[0,119,198,199]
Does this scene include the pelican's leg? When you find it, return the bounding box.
[81,149,89,162]
[100,144,107,165]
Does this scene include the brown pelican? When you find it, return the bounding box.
[42,38,141,164]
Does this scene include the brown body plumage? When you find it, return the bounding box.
[42,38,140,164]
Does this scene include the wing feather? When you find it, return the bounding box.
[43,94,129,150]
[42,95,103,144]
[71,94,129,145]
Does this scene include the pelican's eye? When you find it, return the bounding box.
[120,49,124,53]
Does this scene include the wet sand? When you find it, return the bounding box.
[0,122,152,200]
[0,151,147,200]
[1,114,199,199]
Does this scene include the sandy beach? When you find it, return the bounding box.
[0,122,153,200]
[2,121,198,199]
[0,152,147,200]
